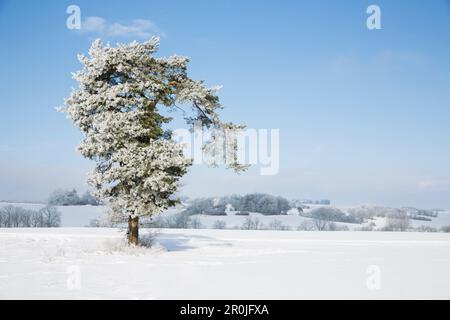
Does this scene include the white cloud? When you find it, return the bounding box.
[417,177,450,190]
[327,50,428,75]
[78,16,165,38]
[82,16,106,33]
[374,50,428,66]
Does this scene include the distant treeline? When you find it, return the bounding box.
[184,193,291,215]
[303,207,361,224]
[297,199,331,205]
[0,205,61,228]
[401,207,439,218]
[48,189,101,206]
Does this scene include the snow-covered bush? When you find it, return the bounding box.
[102,231,160,253]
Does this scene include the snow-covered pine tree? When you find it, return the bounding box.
[61,38,247,245]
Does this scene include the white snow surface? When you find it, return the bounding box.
[1,228,450,299]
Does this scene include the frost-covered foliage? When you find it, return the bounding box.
[61,38,246,219]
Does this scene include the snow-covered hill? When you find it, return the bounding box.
[1,202,450,230]
[1,228,450,299]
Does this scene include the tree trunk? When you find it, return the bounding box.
[128,216,139,245]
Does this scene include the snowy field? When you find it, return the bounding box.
[2,202,449,231]
[1,228,450,299]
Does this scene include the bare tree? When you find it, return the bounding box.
[268,219,290,231]
[0,206,62,228]
[253,217,262,230]
[0,206,24,227]
[312,218,329,231]
[20,210,33,227]
[416,225,437,232]
[384,210,410,231]
[189,216,204,229]
[1,206,17,227]
[241,216,262,230]
[213,220,226,229]
[297,219,347,231]
[30,210,44,227]
[39,206,61,227]
[268,219,282,230]
[241,217,253,230]
[101,208,127,227]
[163,213,191,229]
[297,220,315,231]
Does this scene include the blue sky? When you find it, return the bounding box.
[1,0,450,208]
